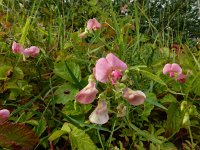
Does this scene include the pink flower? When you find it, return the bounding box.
[87,18,101,31]
[23,46,40,57]
[89,100,109,124]
[12,41,24,54]
[163,63,182,77]
[94,53,127,84]
[0,109,10,124]
[123,88,146,106]
[176,73,187,83]
[75,81,98,104]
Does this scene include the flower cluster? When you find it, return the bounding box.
[12,41,40,58]
[75,53,146,124]
[0,109,10,124]
[79,18,101,38]
[163,63,187,83]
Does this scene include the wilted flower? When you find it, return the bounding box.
[87,18,101,31]
[176,73,187,83]
[89,100,109,124]
[23,46,40,58]
[0,109,10,124]
[75,81,98,104]
[163,63,182,77]
[94,53,127,84]
[117,103,126,117]
[12,41,24,54]
[123,88,146,106]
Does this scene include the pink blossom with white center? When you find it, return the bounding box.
[75,81,98,104]
[89,100,109,124]
[163,63,182,77]
[94,53,127,84]
[87,18,101,31]
[0,109,10,124]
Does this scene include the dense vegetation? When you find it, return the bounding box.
[0,0,200,149]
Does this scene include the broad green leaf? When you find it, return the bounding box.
[166,103,183,135]
[48,130,66,141]
[0,65,12,80]
[54,83,78,104]
[54,61,81,83]
[62,101,92,116]
[146,93,167,110]
[68,123,98,150]
[0,122,39,150]
[141,100,154,121]
[160,94,177,103]
[130,67,166,86]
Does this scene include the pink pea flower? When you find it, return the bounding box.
[163,63,182,77]
[75,81,98,104]
[176,73,187,83]
[87,18,101,31]
[0,109,10,124]
[23,46,40,57]
[12,41,24,54]
[123,88,146,106]
[94,53,127,84]
[89,100,109,124]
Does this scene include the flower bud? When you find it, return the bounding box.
[0,109,10,124]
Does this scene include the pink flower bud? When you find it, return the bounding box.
[12,41,24,54]
[89,100,109,124]
[123,88,146,106]
[176,73,187,83]
[23,46,40,57]
[111,70,123,84]
[0,109,10,124]
[75,81,98,104]
[87,18,101,31]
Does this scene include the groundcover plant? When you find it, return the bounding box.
[0,0,200,149]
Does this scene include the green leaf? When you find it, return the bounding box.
[166,103,183,135]
[35,118,47,137]
[68,123,98,150]
[48,130,67,141]
[54,83,79,104]
[160,94,177,103]
[62,101,92,116]
[130,67,166,86]
[0,122,39,150]
[141,100,154,121]
[54,61,81,83]
[146,93,167,110]
[0,65,12,80]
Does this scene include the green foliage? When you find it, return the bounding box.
[0,0,199,149]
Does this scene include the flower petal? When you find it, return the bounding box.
[162,63,171,74]
[23,46,40,57]
[106,53,127,71]
[75,81,98,104]
[123,88,146,106]
[12,41,24,54]
[89,100,109,124]
[171,63,182,74]
[94,58,112,83]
